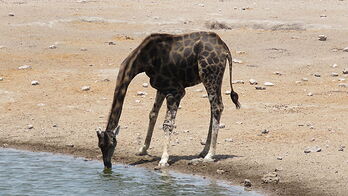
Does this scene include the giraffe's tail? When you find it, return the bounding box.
[223,42,241,109]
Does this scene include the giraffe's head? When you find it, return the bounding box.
[96,126,120,169]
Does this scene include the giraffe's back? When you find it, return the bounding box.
[139,32,228,92]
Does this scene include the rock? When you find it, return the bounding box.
[277,156,283,160]
[343,69,348,74]
[0,45,5,49]
[338,83,348,88]
[262,172,280,184]
[261,129,269,134]
[295,81,302,84]
[332,64,338,68]
[304,146,321,153]
[314,73,321,77]
[244,179,252,187]
[343,47,348,52]
[236,51,246,54]
[31,80,39,85]
[0,77,3,81]
[183,130,190,133]
[108,41,116,45]
[224,138,233,142]
[232,58,243,64]
[255,86,266,90]
[318,35,327,41]
[224,90,231,95]
[52,124,58,127]
[18,65,32,70]
[216,169,225,174]
[320,14,327,18]
[200,139,206,145]
[331,72,339,77]
[307,92,313,96]
[137,91,147,96]
[8,13,15,16]
[142,83,149,88]
[80,48,88,51]
[338,146,345,151]
[81,86,90,91]
[198,3,205,7]
[249,79,258,85]
[274,71,282,76]
[49,45,57,49]
[27,124,34,129]
[264,82,274,86]
[232,80,244,84]
[302,78,309,81]
[135,99,141,103]
[2,143,8,148]
[219,123,225,128]
[201,94,208,98]
[66,144,75,148]
[338,78,345,81]
[188,158,203,165]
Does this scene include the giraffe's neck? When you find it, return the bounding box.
[105,64,140,131]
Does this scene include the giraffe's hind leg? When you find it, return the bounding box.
[137,91,165,156]
[199,113,212,158]
[158,90,185,167]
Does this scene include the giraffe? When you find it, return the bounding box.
[97,31,240,169]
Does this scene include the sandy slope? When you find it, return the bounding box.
[0,0,347,195]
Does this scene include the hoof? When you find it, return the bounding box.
[158,161,169,168]
[203,155,216,163]
[198,151,208,158]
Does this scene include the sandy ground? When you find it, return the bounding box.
[1,0,348,195]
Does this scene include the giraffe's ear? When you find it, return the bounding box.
[112,125,120,136]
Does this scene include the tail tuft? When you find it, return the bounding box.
[230,91,241,109]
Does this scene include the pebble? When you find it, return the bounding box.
[332,64,338,68]
[216,169,225,174]
[224,138,233,142]
[338,78,345,81]
[232,58,243,64]
[302,78,309,81]
[2,143,8,148]
[331,72,339,77]
[277,156,283,160]
[137,91,147,96]
[249,79,258,85]
[261,129,269,134]
[244,179,252,187]
[142,83,149,88]
[261,172,279,184]
[232,80,244,84]
[8,13,15,16]
[343,47,348,52]
[49,45,57,49]
[0,45,5,49]
[201,94,208,98]
[236,51,246,54]
[338,83,348,88]
[224,90,231,95]
[255,86,266,90]
[81,86,90,91]
[318,35,327,41]
[314,73,321,77]
[31,80,39,85]
[0,77,3,81]
[295,81,302,84]
[108,41,116,45]
[219,123,225,128]
[200,139,206,145]
[18,65,32,70]
[80,48,88,51]
[27,124,34,129]
[274,71,282,76]
[52,124,58,127]
[135,99,141,103]
[264,82,274,86]
[304,146,321,153]
[338,145,345,151]
[66,144,75,148]
[188,158,203,165]
[307,92,313,96]
[343,69,348,74]
[198,3,205,7]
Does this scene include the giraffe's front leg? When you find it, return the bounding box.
[137,91,165,156]
[157,92,183,168]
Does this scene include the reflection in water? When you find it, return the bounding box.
[0,148,262,196]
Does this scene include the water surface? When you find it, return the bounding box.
[0,148,262,196]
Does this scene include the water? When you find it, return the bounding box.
[0,148,262,196]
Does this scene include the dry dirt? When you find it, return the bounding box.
[0,0,348,195]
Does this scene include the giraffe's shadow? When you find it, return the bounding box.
[129,154,240,166]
